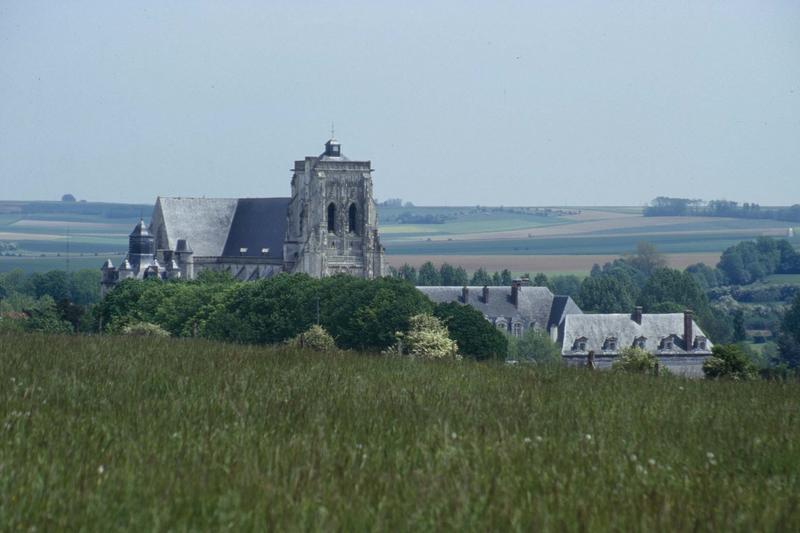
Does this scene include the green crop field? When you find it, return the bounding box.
[2,332,799,530]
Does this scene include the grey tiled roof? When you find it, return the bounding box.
[155,197,238,257]
[561,313,713,356]
[417,286,579,331]
[153,197,290,260]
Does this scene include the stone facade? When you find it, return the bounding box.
[283,138,384,278]
[101,138,385,295]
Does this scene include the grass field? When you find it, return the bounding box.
[2,332,799,530]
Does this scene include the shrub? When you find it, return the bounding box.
[394,314,459,360]
[702,344,758,380]
[121,322,171,338]
[288,325,336,352]
[612,347,658,373]
[508,329,562,364]
[433,302,507,360]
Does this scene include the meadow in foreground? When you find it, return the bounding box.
[1,332,799,531]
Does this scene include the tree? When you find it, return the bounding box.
[686,263,722,290]
[703,344,757,380]
[452,266,469,286]
[470,267,491,286]
[439,263,457,285]
[433,301,507,360]
[397,264,417,285]
[533,273,549,288]
[511,329,560,364]
[393,314,459,360]
[500,269,513,286]
[417,262,441,286]
[627,241,667,276]
[549,275,582,299]
[637,268,709,315]
[578,275,636,313]
[491,271,502,286]
[733,310,746,342]
[61,193,77,202]
[777,295,800,369]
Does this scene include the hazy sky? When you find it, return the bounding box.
[1,1,798,206]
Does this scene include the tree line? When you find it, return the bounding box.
[644,196,800,223]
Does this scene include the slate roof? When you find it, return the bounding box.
[221,198,290,260]
[417,286,581,331]
[153,197,289,260]
[561,313,713,356]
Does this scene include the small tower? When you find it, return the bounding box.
[128,219,156,271]
[175,239,194,279]
[100,259,118,297]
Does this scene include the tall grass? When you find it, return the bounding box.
[1,332,798,530]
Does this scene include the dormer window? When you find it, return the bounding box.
[572,336,588,352]
[633,336,647,349]
[660,337,674,350]
[512,322,523,337]
[603,337,618,351]
[694,336,708,351]
[495,318,507,332]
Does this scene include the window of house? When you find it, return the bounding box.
[327,203,336,232]
[603,337,617,351]
[348,203,357,234]
[512,322,522,337]
[634,336,647,349]
[495,320,507,332]
[572,337,587,352]
[661,337,673,350]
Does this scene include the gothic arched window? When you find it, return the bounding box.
[348,203,358,234]
[327,203,336,233]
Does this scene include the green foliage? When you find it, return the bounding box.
[549,274,582,299]
[508,328,561,364]
[578,274,636,313]
[289,324,336,352]
[611,347,658,374]
[470,267,491,286]
[433,301,507,360]
[717,237,799,285]
[626,241,667,276]
[637,268,709,315]
[703,344,758,380]
[777,295,800,369]
[394,313,459,359]
[121,322,171,337]
[3,332,800,530]
[417,261,441,286]
[23,296,73,334]
[397,264,417,284]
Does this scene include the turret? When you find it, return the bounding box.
[175,239,194,279]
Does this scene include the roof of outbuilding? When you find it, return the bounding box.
[561,313,713,356]
[417,286,579,330]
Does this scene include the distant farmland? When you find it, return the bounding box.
[0,201,796,274]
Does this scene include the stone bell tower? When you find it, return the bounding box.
[284,137,385,278]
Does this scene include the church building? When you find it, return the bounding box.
[101,138,386,294]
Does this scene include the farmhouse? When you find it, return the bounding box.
[101,138,386,295]
[560,308,713,376]
[418,279,582,339]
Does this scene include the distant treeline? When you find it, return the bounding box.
[644,197,800,222]
[0,201,152,219]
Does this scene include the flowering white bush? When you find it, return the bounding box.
[288,324,336,352]
[121,322,170,337]
[394,314,460,360]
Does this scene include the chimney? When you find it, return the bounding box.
[462,286,469,303]
[511,280,521,307]
[482,285,489,303]
[684,310,693,350]
[632,306,642,325]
